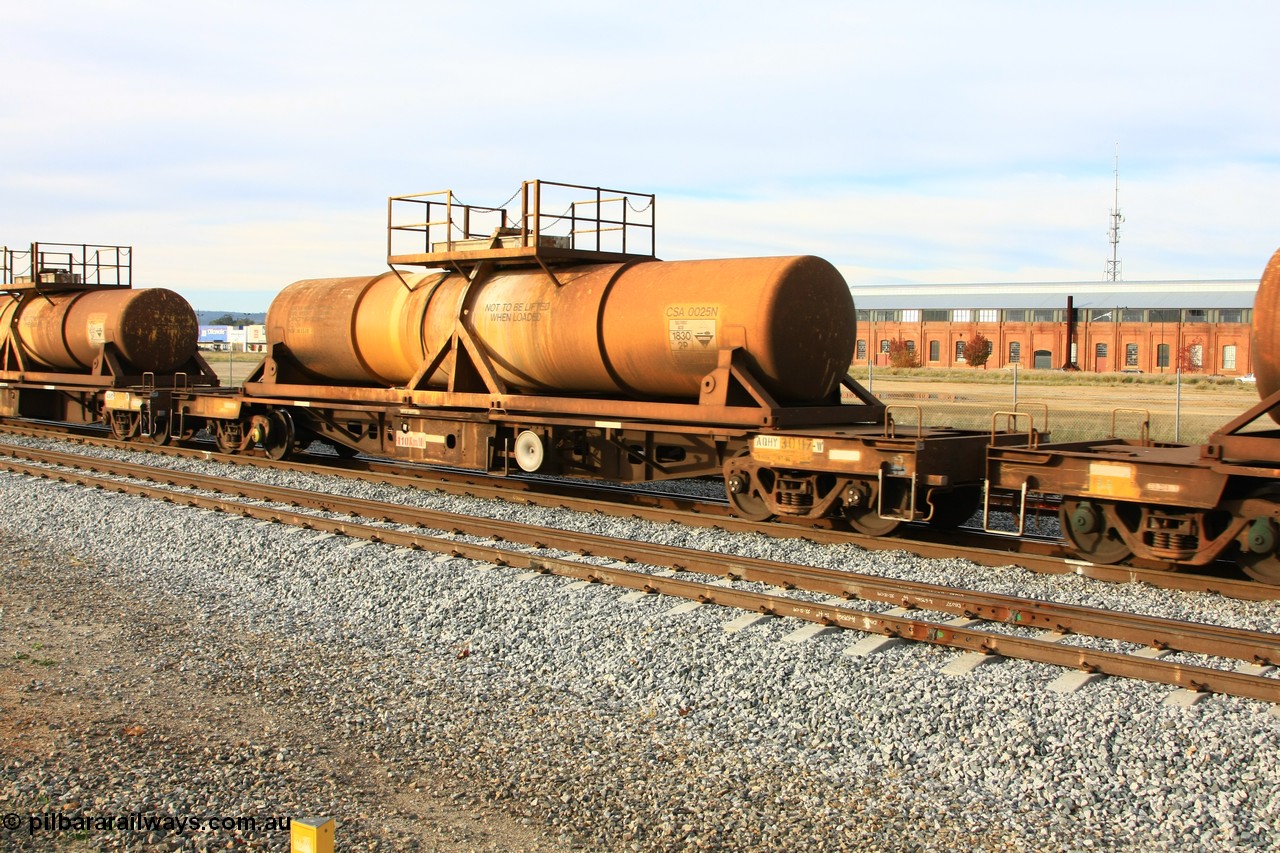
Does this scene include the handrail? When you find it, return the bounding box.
[991,410,1040,448]
[883,404,923,438]
[2,242,132,290]
[1110,407,1152,443]
[387,179,656,265]
[1013,401,1049,436]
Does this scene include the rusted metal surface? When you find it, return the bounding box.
[987,440,1236,570]
[0,287,197,374]
[270,180,853,406]
[969,246,1280,579]
[265,255,855,403]
[0,241,213,439]
[240,377,875,430]
[1251,247,1280,416]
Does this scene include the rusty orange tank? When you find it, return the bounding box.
[266,255,855,403]
[1252,247,1280,419]
[0,288,198,374]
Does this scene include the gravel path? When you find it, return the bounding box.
[2,437,1279,851]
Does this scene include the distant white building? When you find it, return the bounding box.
[198,324,267,353]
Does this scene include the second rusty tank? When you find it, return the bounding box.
[1252,247,1280,420]
[266,255,856,403]
[0,287,199,374]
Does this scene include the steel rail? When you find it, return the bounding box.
[0,424,1275,601]
[3,454,1278,703]
[4,445,1280,678]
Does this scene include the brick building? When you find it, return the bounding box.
[848,278,1255,376]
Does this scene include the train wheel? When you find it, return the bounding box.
[1240,552,1280,584]
[928,486,982,529]
[261,409,295,461]
[842,481,902,536]
[727,487,772,521]
[1239,516,1280,583]
[845,506,902,537]
[1059,499,1131,564]
[724,452,773,522]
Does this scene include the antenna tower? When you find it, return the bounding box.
[1105,153,1123,281]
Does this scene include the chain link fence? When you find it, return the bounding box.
[851,367,1267,446]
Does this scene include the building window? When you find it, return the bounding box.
[880,339,891,354]
[929,340,940,361]
[856,340,867,360]
[1089,309,1114,323]
[1223,345,1237,370]
[955,340,966,362]
[1190,344,1203,368]
[872,310,895,322]
[906,340,916,353]
[1096,343,1108,358]
[856,310,869,322]
[1157,343,1170,368]
[1009,341,1021,362]
[1032,309,1056,322]
[1149,309,1179,323]
[1125,343,1139,367]
[1070,341,1078,363]
[977,309,998,323]
[1004,309,1026,322]
[1186,309,1207,322]
[1122,309,1145,323]
[923,309,949,322]
[1219,309,1242,323]
[952,309,972,323]
[900,309,920,323]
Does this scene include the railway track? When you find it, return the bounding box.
[3,440,1279,704]
[0,420,1272,601]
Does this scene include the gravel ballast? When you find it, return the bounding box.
[2,437,1279,851]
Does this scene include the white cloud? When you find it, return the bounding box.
[2,1,1278,309]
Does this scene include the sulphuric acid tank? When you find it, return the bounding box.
[266,255,856,402]
[0,288,198,374]
[1251,248,1280,419]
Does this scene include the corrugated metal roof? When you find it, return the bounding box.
[847,279,1255,311]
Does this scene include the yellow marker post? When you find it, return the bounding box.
[291,816,335,853]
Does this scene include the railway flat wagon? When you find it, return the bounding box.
[0,242,219,442]
[180,180,1031,532]
[985,247,1280,582]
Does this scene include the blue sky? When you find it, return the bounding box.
[3,2,1278,311]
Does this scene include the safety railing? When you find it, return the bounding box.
[387,179,656,264]
[2,242,132,290]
